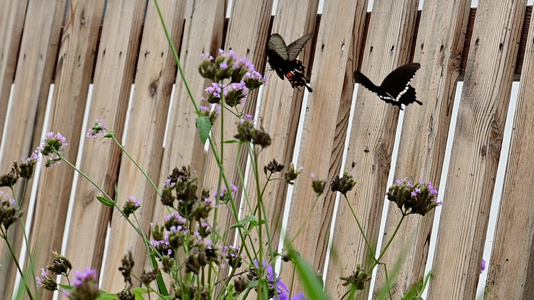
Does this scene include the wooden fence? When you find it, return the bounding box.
[0,0,533,299]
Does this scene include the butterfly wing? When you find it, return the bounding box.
[285,60,313,92]
[354,71,382,95]
[379,63,420,99]
[267,33,314,92]
[287,33,313,61]
[267,34,289,79]
[267,33,289,60]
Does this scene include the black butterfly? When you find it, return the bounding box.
[266,33,313,92]
[354,63,422,110]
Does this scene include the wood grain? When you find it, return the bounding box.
[428,0,526,298]
[372,0,470,298]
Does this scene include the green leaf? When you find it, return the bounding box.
[96,291,119,299]
[224,139,239,144]
[289,249,330,300]
[96,196,115,207]
[196,116,212,143]
[229,215,259,229]
[132,287,150,300]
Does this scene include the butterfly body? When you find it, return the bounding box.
[354,63,422,110]
[267,33,313,92]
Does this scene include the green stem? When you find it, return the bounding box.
[343,194,376,258]
[59,155,113,203]
[11,184,38,296]
[367,214,406,273]
[110,133,161,197]
[1,232,34,300]
[289,194,320,244]
[153,0,199,113]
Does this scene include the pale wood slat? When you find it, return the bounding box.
[0,2,28,297]
[0,1,64,298]
[323,0,419,298]
[0,1,27,139]
[157,0,226,216]
[31,2,105,299]
[276,0,368,296]
[63,0,146,292]
[100,0,185,292]
[372,0,471,298]
[484,5,534,299]
[242,0,319,265]
[429,0,526,298]
[201,0,273,255]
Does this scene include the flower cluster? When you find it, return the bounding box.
[199,50,267,110]
[331,171,357,196]
[37,132,68,167]
[340,264,370,291]
[0,154,38,187]
[245,261,306,300]
[122,196,140,218]
[234,114,271,148]
[68,268,101,300]
[36,252,72,292]
[386,179,440,216]
[86,119,108,139]
[0,191,21,232]
[284,163,302,185]
[151,166,244,280]
[311,173,326,196]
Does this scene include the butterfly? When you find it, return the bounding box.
[354,63,422,110]
[266,33,313,92]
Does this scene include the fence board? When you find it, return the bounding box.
[63,0,146,293]
[201,0,273,269]
[279,0,368,295]
[156,0,225,221]
[372,0,470,298]
[243,0,319,265]
[428,0,526,298]
[31,2,104,299]
[485,9,534,299]
[0,1,64,298]
[0,1,28,297]
[0,1,27,140]
[2,1,534,298]
[99,0,185,292]
[323,0,418,298]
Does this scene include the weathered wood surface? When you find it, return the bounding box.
[373,0,470,298]
[1,1,534,299]
[429,0,526,298]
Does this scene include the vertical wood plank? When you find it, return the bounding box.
[0,1,64,298]
[0,2,28,296]
[100,0,185,292]
[372,0,470,298]
[278,0,368,295]
[30,1,104,298]
[243,0,319,263]
[428,0,526,298]
[201,0,273,259]
[63,0,146,290]
[0,1,27,138]
[157,0,225,216]
[323,0,418,298]
[485,6,534,299]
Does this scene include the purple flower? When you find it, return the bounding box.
[86,119,108,139]
[481,259,486,273]
[254,261,307,300]
[123,196,141,218]
[73,267,98,287]
[37,132,68,167]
